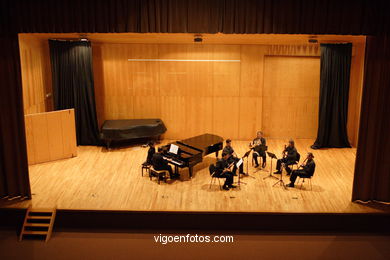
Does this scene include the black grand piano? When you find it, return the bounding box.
[160,133,224,178]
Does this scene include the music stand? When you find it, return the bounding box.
[238,149,252,187]
[263,152,279,180]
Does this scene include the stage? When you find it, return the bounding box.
[1,139,387,215]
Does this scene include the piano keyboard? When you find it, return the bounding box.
[163,156,184,166]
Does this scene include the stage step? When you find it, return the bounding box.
[27,216,52,220]
[24,223,50,227]
[19,207,56,242]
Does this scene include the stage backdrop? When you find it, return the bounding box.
[92,43,321,141]
[19,34,365,145]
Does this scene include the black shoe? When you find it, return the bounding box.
[286,183,294,187]
[222,185,230,191]
[254,164,259,168]
[240,172,246,175]
[233,172,238,176]
[274,171,282,174]
[229,185,237,189]
[262,163,266,168]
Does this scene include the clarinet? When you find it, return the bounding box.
[282,144,287,158]
[298,157,308,169]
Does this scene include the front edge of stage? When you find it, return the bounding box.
[1,208,389,234]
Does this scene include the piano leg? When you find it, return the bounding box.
[189,166,193,178]
[215,151,219,157]
[174,165,179,175]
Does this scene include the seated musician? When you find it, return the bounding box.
[152,147,180,179]
[145,141,155,165]
[215,152,236,190]
[286,153,316,187]
[223,139,245,176]
[274,139,298,175]
[249,131,267,168]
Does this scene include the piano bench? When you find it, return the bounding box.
[141,163,152,177]
[150,169,168,184]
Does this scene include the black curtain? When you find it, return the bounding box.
[352,35,390,202]
[49,40,100,146]
[1,0,390,35]
[0,35,31,198]
[312,44,352,149]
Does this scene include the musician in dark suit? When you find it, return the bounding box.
[223,139,245,175]
[152,147,179,179]
[215,152,236,190]
[145,141,155,165]
[286,153,315,187]
[274,139,298,175]
[249,131,267,168]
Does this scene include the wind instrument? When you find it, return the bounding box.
[282,144,287,158]
[297,157,308,169]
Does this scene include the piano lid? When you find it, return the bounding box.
[177,133,224,152]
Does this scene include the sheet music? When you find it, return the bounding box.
[236,158,243,168]
[169,144,179,154]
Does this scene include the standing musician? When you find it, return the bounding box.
[274,139,298,175]
[152,147,180,180]
[145,141,155,165]
[215,152,236,190]
[286,153,316,188]
[249,131,267,168]
[223,139,245,176]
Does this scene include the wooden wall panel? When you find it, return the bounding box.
[46,112,65,161]
[61,110,77,158]
[240,45,265,97]
[159,61,188,97]
[238,97,262,140]
[91,41,363,141]
[30,113,51,164]
[185,97,214,137]
[212,62,240,97]
[133,97,161,118]
[25,109,77,165]
[92,43,105,127]
[19,35,52,115]
[213,97,240,140]
[187,61,213,97]
[24,116,36,165]
[132,62,159,96]
[161,97,187,139]
[263,56,320,139]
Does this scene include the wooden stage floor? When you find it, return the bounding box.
[2,139,388,214]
